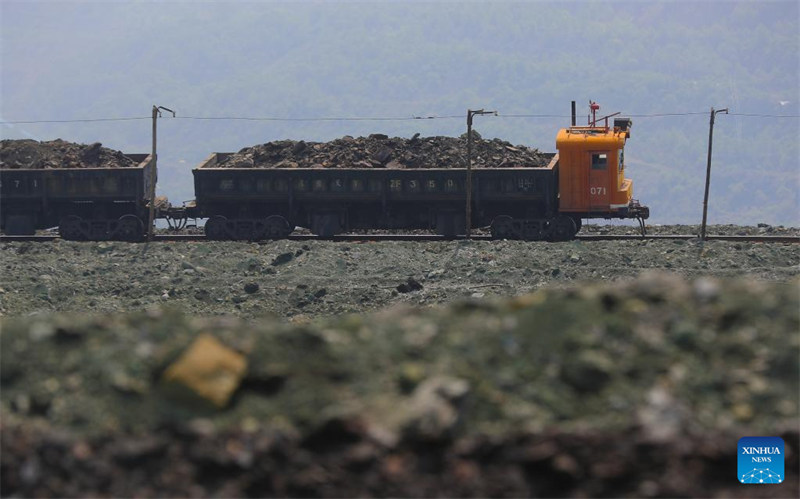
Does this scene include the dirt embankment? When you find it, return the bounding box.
[1,274,797,497]
[214,133,551,169]
[1,229,797,319]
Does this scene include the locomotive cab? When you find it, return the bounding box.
[556,117,638,218]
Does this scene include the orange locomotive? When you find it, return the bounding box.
[555,101,648,235]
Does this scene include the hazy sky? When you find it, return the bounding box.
[2,0,798,224]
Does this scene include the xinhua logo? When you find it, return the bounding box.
[738,436,784,484]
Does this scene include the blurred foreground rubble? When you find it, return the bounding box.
[1,273,797,497]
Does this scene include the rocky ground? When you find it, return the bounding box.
[0,139,137,169]
[1,225,797,320]
[1,225,799,497]
[215,132,551,169]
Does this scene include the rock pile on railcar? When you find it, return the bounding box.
[0,139,137,169]
[215,133,552,169]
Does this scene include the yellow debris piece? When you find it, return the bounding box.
[161,334,247,409]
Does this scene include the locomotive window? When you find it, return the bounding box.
[591,153,608,170]
[331,179,345,192]
[445,179,458,192]
[425,179,437,192]
[220,179,234,192]
[350,179,364,192]
[618,149,624,172]
[389,179,402,192]
[256,179,271,192]
[406,179,420,193]
[312,179,327,192]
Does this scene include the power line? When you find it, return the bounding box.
[2,111,798,125]
[173,115,464,122]
[1,115,463,124]
[627,112,709,117]
[728,113,800,118]
[493,114,569,118]
[2,117,150,124]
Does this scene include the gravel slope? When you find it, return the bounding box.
[1,228,798,319]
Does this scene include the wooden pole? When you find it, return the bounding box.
[466,110,474,238]
[465,109,496,239]
[148,105,158,241]
[701,107,727,240]
[147,105,174,242]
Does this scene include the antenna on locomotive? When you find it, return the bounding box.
[148,105,176,241]
[588,101,621,130]
[589,100,600,127]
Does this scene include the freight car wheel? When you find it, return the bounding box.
[59,216,86,241]
[264,215,293,238]
[204,216,229,240]
[490,215,515,240]
[571,216,582,233]
[520,221,545,241]
[115,215,145,242]
[550,216,577,241]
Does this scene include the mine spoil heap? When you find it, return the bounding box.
[215,132,552,169]
[0,139,137,169]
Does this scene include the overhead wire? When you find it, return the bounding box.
[2,117,151,124]
[1,111,798,124]
[172,115,464,122]
[728,113,800,118]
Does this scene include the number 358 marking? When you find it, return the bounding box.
[590,187,607,195]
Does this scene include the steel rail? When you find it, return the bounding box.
[2,234,799,243]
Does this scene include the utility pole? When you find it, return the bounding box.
[148,105,175,241]
[466,109,496,238]
[700,106,728,240]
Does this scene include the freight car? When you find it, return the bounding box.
[184,117,648,241]
[0,154,154,241]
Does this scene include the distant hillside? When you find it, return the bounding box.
[1,2,797,225]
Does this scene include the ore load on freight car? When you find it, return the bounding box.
[211,134,552,170]
[187,109,648,241]
[0,139,154,240]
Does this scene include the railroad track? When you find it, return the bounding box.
[2,234,799,243]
